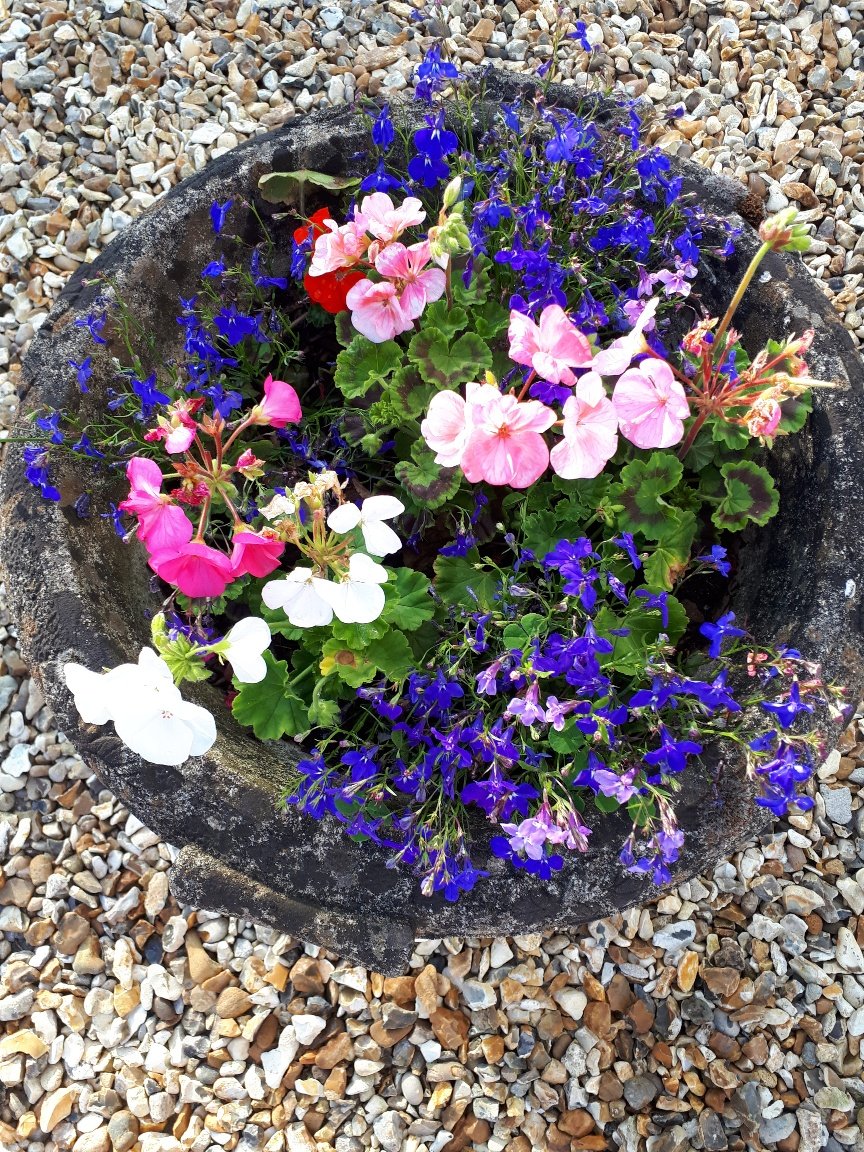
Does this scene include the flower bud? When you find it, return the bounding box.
[428,213,471,259]
[442,175,462,211]
[758,207,811,253]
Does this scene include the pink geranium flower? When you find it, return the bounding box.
[346,279,414,343]
[355,192,426,243]
[308,216,369,276]
[148,541,235,599]
[230,531,285,579]
[119,457,194,554]
[375,240,446,320]
[252,374,302,429]
[612,358,690,449]
[420,379,501,467]
[549,374,619,480]
[508,304,593,386]
[747,395,782,438]
[462,392,556,488]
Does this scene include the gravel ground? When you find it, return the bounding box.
[3,1,864,1151]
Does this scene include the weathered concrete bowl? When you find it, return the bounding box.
[3,76,864,973]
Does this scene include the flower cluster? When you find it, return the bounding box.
[32,45,842,903]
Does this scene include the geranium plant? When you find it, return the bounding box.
[23,48,845,901]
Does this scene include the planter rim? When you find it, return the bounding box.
[3,74,864,973]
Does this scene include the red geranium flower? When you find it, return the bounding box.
[294,208,365,314]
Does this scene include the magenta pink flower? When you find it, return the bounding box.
[549,374,619,480]
[230,531,285,579]
[612,358,690,449]
[375,240,446,320]
[420,379,502,467]
[355,192,425,243]
[252,374,302,429]
[148,541,235,599]
[308,216,369,276]
[346,279,414,343]
[119,457,194,554]
[508,305,593,386]
[462,392,556,488]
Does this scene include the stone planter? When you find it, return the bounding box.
[3,76,864,974]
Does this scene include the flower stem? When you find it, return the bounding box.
[712,241,770,360]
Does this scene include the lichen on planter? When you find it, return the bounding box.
[3,76,864,974]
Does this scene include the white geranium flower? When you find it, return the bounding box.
[262,567,334,628]
[221,617,271,684]
[327,495,405,557]
[314,552,389,624]
[63,647,216,767]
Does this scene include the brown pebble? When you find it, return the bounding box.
[584,1001,612,1037]
[702,967,741,999]
[558,1109,596,1138]
[215,987,253,1019]
[429,1007,469,1051]
[313,1031,354,1069]
[627,998,656,1034]
[289,956,325,995]
[607,973,635,1014]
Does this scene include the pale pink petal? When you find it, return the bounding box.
[164,425,196,454]
[346,280,412,343]
[549,393,618,480]
[507,310,539,368]
[612,359,689,450]
[374,241,411,280]
[421,390,469,466]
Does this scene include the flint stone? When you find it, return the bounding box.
[3,74,864,975]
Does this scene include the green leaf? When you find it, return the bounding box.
[593,792,621,815]
[548,723,588,755]
[616,452,684,540]
[627,793,656,828]
[777,389,812,435]
[232,652,310,740]
[473,298,510,340]
[258,169,361,204]
[407,328,492,389]
[433,549,501,611]
[372,630,414,682]
[334,337,402,399]
[641,510,697,591]
[334,310,355,348]
[331,618,391,646]
[307,679,342,730]
[395,442,462,509]
[502,612,547,651]
[389,365,435,420]
[382,569,435,631]
[320,639,378,688]
[710,418,751,450]
[712,460,779,532]
[422,301,469,340]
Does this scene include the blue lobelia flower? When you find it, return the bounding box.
[35,411,64,444]
[75,311,108,344]
[210,198,233,235]
[414,45,459,101]
[695,545,731,578]
[70,357,93,393]
[643,724,703,775]
[371,106,395,150]
[760,681,814,730]
[22,445,60,502]
[699,611,746,658]
[131,373,172,419]
[201,258,226,278]
[250,248,287,290]
[360,161,403,194]
[213,305,260,346]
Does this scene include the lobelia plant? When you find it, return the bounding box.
[22,45,847,902]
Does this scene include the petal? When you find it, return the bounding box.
[64,663,113,725]
[347,553,389,584]
[361,495,405,522]
[361,520,402,557]
[112,703,195,766]
[137,647,175,686]
[126,456,163,494]
[224,617,271,659]
[288,582,335,628]
[174,699,218,756]
[228,651,268,684]
[327,503,362,534]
